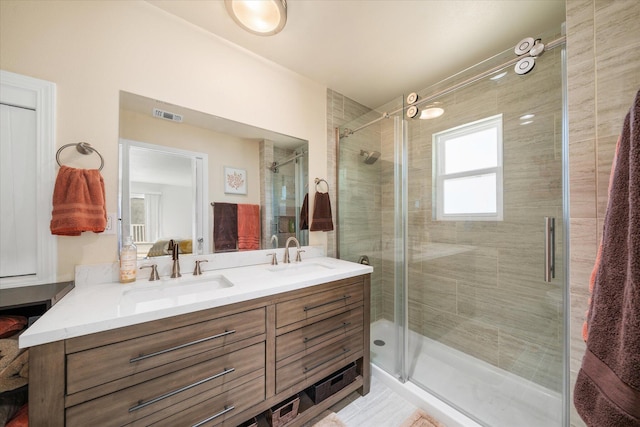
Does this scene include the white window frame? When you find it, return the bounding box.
[0,70,57,288]
[433,114,503,221]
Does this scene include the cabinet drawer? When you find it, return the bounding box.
[67,308,265,394]
[148,374,265,427]
[276,332,362,394]
[66,342,265,427]
[276,282,363,329]
[276,306,363,362]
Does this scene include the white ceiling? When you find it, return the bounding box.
[146,0,566,109]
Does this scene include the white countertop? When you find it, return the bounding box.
[19,253,372,348]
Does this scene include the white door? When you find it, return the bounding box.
[0,103,38,278]
[0,70,56,288]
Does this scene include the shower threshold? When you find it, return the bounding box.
[371,319,562,427]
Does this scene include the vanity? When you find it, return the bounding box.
[21,250,372,426]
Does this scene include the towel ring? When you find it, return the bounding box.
[315,178,329,192]
[56,142,104,171]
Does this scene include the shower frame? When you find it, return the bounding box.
[335,35,565,260]
[335,34,570,426]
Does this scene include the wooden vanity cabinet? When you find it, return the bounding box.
[28,274,370,426]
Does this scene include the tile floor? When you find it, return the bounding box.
[305,375,420,427]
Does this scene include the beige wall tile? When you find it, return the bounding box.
[569,138,597,218]
[566,0,595,68]
[569,217,597,258]
[594,0,640,57]
[567,58,596,143]
[408,271,457,313]
[596,134,618,218]
[422,306,501,366]
[595,41,640,138]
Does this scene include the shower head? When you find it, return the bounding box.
[360,150,381,164]
[339,128,353,139]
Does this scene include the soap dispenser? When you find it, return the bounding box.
[119,236,137,283]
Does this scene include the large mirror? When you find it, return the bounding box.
[119,91,309,259]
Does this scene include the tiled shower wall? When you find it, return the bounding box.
[566,1,640,426]
[326,90,385,320]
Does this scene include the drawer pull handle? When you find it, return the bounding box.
[129,329,236,363]
[304,348,350,373]
[128,367,235,412]
[304,322,351,343]
[304,295,351,312]
[192,405,235,427]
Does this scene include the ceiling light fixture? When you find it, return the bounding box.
[419,103,445,120]
[225,0,287,36]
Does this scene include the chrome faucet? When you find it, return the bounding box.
[270,234,279,249]
[283,237,300,263]
[193,259,208,276]
[140,264,160,281]
[169,239,181,278]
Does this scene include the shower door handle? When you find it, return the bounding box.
[544,217,555,282]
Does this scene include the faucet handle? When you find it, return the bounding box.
[267,253,278,265]
[140,264,160,281]
[296,249,305,262]
[168,239,180,260]
[193,259,208,276]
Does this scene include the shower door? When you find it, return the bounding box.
[337,31,567,427]
[336,94,407,380]
[404,39,566,427]
[269,146,308,247]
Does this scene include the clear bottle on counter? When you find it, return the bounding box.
[119,236,137,283]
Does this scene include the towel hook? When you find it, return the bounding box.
[56,142,104,171]
[315,178,329,192]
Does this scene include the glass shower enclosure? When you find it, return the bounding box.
[337,32,567,427]
[269,145,309,248]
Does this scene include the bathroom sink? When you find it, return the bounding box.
[266,261,335,276]
[119,275,233,314]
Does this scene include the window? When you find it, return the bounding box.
[433,114,503,221]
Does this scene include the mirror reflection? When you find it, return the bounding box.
[119,91,309,259]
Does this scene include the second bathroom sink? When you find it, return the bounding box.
[265,261,335,276]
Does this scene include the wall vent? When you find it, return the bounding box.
[152,108,183,123]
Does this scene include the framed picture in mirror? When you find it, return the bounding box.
[224,166,247,194]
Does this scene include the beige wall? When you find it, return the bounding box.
[566,1,640,425]
[120,109,261,205]
[0,0,327,280]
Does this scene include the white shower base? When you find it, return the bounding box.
[371,319,562,427]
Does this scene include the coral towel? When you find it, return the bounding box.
[574,89,640,426]
[50,166,106,236]
[237,204,260,250]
